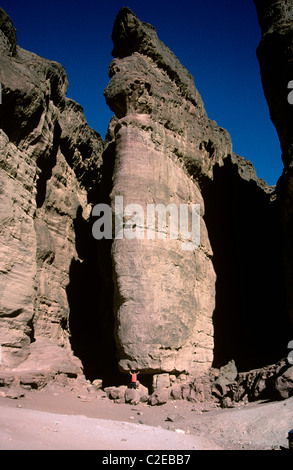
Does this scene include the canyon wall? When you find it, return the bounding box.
[0,6,291,389]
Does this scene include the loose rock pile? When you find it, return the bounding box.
[213,359,293,407]
[103,359,293,407]
[1,358,292,408]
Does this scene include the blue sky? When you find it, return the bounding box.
[1,0,283,185]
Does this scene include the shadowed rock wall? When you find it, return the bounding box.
[254,0,293,329]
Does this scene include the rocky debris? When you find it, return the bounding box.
[237,359,293,402]
[0,337,87,398]
[104,383,149,405]
[103,370,219,406]
[0,365,103,401]
[275,365,293,399]
[102,360,293,407]
[211,358,293,407]
[1,360,292,411]
[213,360,238,396]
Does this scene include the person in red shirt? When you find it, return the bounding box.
[129,370,140,389]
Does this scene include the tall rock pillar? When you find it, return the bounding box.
[103,8,231,374]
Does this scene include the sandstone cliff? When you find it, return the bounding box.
[0,7,104,381]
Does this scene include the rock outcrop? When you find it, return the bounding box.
[0,7,104,381]
[104,7,289,375]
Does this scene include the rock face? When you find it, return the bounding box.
[254,0,293,327]
[104,8,228,375]
[104,7,289,375]
[0,7,104,379]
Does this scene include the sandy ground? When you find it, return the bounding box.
[0,385,292,451]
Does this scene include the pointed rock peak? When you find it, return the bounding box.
[111,7,157,59]
[110,7,201,108]
[0,7,17,56]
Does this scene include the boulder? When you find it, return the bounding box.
[149,387,170,406]
[214,360,238,397]
[105,386,127,401]
[275,366,293,400]
[92,379,103,391]
[152,373,170,392]
[138,384,149,403]
[125,388,140,405]
[170,384,182,400]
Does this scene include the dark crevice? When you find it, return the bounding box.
[0,87,44,145]
[67,140,126,386]
[59,133,103,206]
[202,156,292,372]
[67,235,117,384]
[27,316,35,343]
[36,122,61,208]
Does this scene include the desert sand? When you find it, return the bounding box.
[0,385,292,451]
